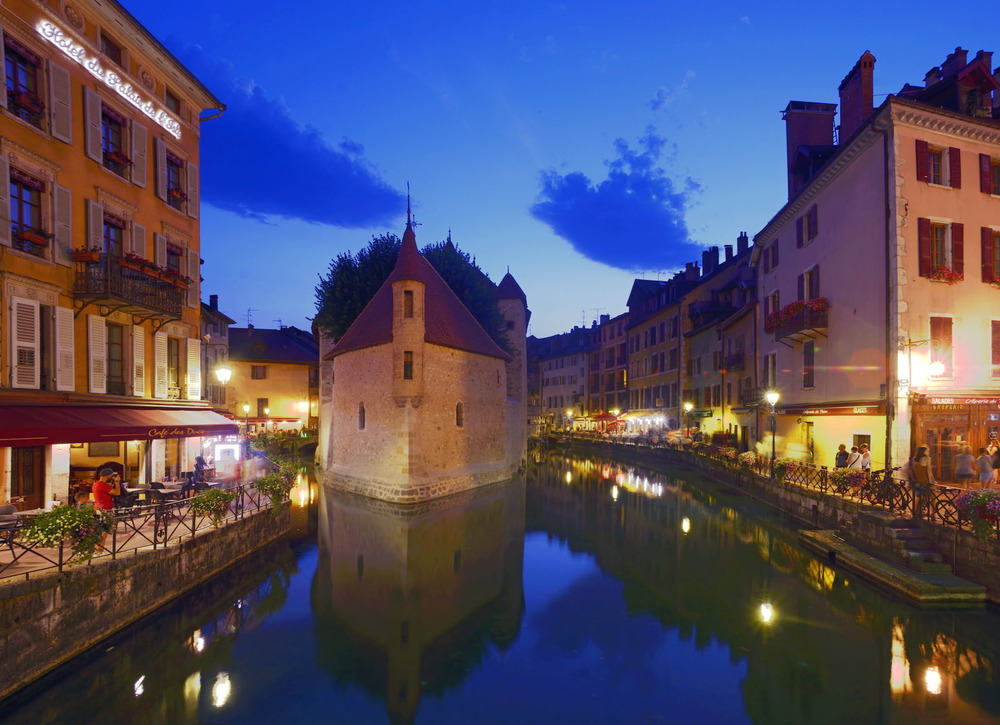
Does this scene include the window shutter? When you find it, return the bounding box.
[131,122,148,187]
[154,138,167,200]
[49,62,72,144]
[951,223,964,275]
[796,217,803,248]
[133,325,145,396]
[187,161,200,219]
[917,217,931,277]
[87,199,103,250]
[153,332,168,398]
[10,297,40,389]
[915,140,929,182]
[187,251,199,307]
[84,87,103,163]
[949,147,961,189]
[186,337,201,400]
[53,184,72,266]
[131,222,146,258]
[0,155,10,247]
[87,314,107,394]
[55,306,75,392]
[813,265,820,298]
[982,154,993,194]
[154,233,166,268]
[809,204,818,238]
[983,227,996,283]
[772,238,779,267]
[993,321,1000,371]
[797,273,804,301]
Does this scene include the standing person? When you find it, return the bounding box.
[976,447,996,488]
[846,446,862,469]
[911,446,935,484]
[955,446,976,485]
[194,456,208,492]
[92,468,120,511]
[988,434,1000,481]
[859,444,872,473]
[835,444,849,468]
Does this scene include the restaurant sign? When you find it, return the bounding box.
[927,397,1000,407]
[781,402,886,416]
[147,427,208,438]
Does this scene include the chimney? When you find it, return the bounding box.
[924,67,943,87]
[701,246,720,275]
[724,244,734,262]
[737,231,749,255]
[838,51,875,142]
[600,313,610,325]
[684,262,700,281]
[783,101,837,198]
[940,47,968,78]
[247,324,254,335]
[209,294,218,310]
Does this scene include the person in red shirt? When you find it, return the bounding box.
[92,468,120,510]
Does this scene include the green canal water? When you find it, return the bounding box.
[3,452,1000,724]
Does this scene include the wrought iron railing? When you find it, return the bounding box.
[73,254,183,315]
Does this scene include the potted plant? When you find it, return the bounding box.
[15,227,53,246]
[21,505,115,565]
[927,266,963,284]
[830,467,865,494]
[71,246,102,262]
[772,457,799,483]
[955,489,1000,541]
[738,451,758,469]
[255,470,295,511]
[190,488,237,527]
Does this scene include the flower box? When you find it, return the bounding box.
[72,250,101,263]
[927,266,963,284]
[16,230,50,246]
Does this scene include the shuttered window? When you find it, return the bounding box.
[10,296,39,389]
[916,140,961,187]
[803,341,815,388]
[929,317,953,378]
[55,306,75,392]
[87,314,107,394]
[186,337,201,400]
[133,325,145,397]
[993,321,1000,377]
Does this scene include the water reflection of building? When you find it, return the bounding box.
[313,479,525,725]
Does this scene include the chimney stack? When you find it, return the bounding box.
[783,101,837,198]
[209,294,218,310]
[838,51,875,142]
[701,246,720,276]
[724,244,734,262]
[737,231,749,255]
[924,67,943,87]
[940,47,968,78]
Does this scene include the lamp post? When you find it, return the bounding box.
[898,336,943,391]
[264,407,271,433]
[683,401,693,439]
[242,402,251,455]
[765,390,779,478]
[214,365,232,409]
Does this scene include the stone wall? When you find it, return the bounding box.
[0,508,290,699]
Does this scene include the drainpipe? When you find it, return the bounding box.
[875,110,894,470]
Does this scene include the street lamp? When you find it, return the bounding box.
[214,365,232,408]
[765,390,779,477]
[242,402,250,429]
[898,336,943,390]
[264,407,271,433]
[683,401,693,438]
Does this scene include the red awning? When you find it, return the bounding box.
[0,405,239,447]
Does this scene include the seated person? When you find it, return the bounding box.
[75,491,92,508]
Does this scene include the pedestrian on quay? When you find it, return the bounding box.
[835,444,849,468]
[955,446,976,485]
[859,444,872,472]
[989,434,1000,481]
[910,446,935,484]
[92,468,120,511]
[976,447,996,488]
[846,446,863,469]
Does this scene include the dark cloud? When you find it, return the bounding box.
[530,128,702,272]
[176,47,404,227]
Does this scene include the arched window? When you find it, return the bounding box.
[455,402,464,428]
[358,403,366,430]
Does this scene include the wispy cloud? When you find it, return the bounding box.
[176,46,404,227]
[530,128,702,272]
[648,70,695,111]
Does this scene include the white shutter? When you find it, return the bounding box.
[131,122,148,187]
[87,199,103,251]
[153,332,168,399]
[187,161,200,219]
[154,138,167,200]
[49,62,72,144]
[186,337,201,400]
[133,325,145,397]
[187,251,199,307]
[154,233,166,268]
[131,222,146,258]
[53,184,72,266]
[87,314,107,394]
[0,156,10,247]
[10,297,40,389]
[55,306,75,392]
[84,87,103,163]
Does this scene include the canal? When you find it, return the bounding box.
[3,451,1000,724]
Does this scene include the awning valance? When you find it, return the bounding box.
[0,405,239,448]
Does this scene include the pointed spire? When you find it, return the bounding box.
[406,182,412,228]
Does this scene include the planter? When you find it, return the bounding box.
[71,251,101,263]
[17,231,50,246]
[173,280,190,290]
[117,259,144,272]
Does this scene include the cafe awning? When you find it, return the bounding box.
[0,405,239,447]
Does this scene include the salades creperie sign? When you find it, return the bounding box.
[36,20,182,139]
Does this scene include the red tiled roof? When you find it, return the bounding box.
[330,223,510,361]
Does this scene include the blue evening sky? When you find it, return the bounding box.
[125,0,998,336]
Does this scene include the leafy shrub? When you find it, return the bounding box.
[772,458,799,483]
[830,468,865,494]
[22,505,114,565]
[191,488,237,527]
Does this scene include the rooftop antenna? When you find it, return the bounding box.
[406,182,421,229]
[244,307,258,326]
[273,319,283,329]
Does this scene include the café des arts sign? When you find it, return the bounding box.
[36,20,182,139]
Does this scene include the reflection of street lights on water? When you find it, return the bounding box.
[758,600,776,625]
[765,390,779,478]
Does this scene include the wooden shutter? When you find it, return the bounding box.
[133,325,145,397]
[87,199,103,250]
[993,321,1000,373]
[187,161,200,219]
[930,317,953,376]
[982,154,994,194]
[131,222,146,258]
[915,140,929,182]
[131,122,148,187]
[917,217,931,277]
[796,217,803,247]
[0,155,10,247]
[84,87,103,162]
[949,147,962,189]
[187,250,199,307]
[153,332,168,398]
[809,204,818,238]
[55,306,75,392]
[10,297,39,389]
[154,233,166,268]
[49,62,72,144]
[186,337,201,400]
[952,223,964,275]
[812,265,820,298]
[53,184,72,266]
[772,238,779,267]
[87,314,106,394]
[154,138,167,200]
[984,228,996,283]
[797,273,804,301]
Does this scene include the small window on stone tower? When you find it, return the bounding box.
[358,403,366,430]
[403,290,413,318]
[456,402,464,428]
[403,351,413,380]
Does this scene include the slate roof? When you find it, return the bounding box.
[330,222,510,361]
[229,326,318,364]
[496,271,527,304]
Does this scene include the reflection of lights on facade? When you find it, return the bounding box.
[681,517,691,534]
[184,672,201,710]
[134,675,145,697]
[924,665,943,695]
[565,471,572,484]
[611,485,619,501]
[191,629,206,653]
[758,601,775,624]
[212,673,232,708]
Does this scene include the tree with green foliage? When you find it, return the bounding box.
[314,233,510,352]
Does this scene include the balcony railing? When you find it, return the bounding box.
[74,254,183,316]
[774,308,828,342]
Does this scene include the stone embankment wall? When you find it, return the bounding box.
[566,439,1000,603]
[0,509,290,700]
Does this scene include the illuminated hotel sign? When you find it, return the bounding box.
[36,20,182,139]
